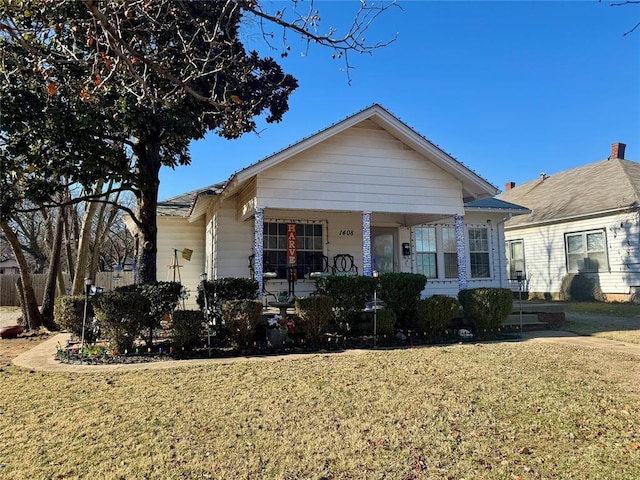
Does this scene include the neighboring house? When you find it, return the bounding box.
[499,142,640,301]
[0,256,19,275]
[155,105,528,307]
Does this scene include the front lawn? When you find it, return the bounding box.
[1,342,638,479]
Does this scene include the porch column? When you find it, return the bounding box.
[362,211,372,276]
[253,208,264,299]
[455,214,468,291]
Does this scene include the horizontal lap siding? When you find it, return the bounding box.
[506,210,640,296]
[257,124,462,215]
[157,217,205,308]
[212,200,253,279]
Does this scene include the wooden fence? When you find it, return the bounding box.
[0,272,135,306]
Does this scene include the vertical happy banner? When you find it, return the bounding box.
[287,223,297,265]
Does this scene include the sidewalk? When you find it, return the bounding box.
[12,328,640,373]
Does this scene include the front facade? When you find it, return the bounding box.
[499,143,640,301]
[158,105,528,307]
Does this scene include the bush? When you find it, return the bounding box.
[221,299,263,347]
[197,278,259,316]
[378,273,427,328]
[295,295,334,340]
[54,295,96,342]
[116,282,183,346]
[375,308,396,338]
[560,274,604,302]
[92,290,150,352]
[315,275,377,330]
[171,310,204,350]
[417,296,460,336]
[458,288,513,334]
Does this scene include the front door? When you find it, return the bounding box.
[371,227,396,274]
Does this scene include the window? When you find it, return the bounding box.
[468,227,490,278]
[415,227,437,277]
[506,239,525,280]
[263,222,324,278]
[565,230,608,273]
[442,227,458,278]
[414,226,458,279]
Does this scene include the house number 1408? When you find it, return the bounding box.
[339,230,354,236]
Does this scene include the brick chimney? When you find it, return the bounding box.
[505,181,516,191]
[611,142,626,160]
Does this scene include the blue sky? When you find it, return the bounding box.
[158,0,640,200]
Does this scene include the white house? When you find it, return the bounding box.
[156,105,528,307]
[499,142,640,301]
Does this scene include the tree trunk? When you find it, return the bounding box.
[63,205,76,281]
[134,134,162,284]
[1,220,44,329]
[71,182,103,294]
[40,206,64,329]
[16,278,29,329]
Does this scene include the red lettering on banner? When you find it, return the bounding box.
[287,223,297,265]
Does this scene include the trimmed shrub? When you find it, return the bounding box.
[417,296,460,336]
[560,274,604,302]
[116,282,183,346]
[221,299,263,347]
[378,273,427,328]
[295,295,334,340]
[171,310,204,350]
[458,288,513,334]
[375,308,396,338]
[197,278,259,316]
[54,295,96,342]
[92,290,150,352]
[315,275,377,330]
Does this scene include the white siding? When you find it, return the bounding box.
[505,210,640,298]
[211,199,254,279]
[256,121,464,215]
[157,216,205,309]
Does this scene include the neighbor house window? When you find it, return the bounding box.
[506,239,525,280]
[468,227,490,278]
[415,227,437,278]
[565,230,608,273]
[263,222,324,278]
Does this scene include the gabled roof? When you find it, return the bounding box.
[499,158,640,228]
[222,104,498,202]
[164,105,500,220]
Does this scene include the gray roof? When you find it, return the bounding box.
[499,158,640,228]
[157,182,226,216]
[464,197,530,214]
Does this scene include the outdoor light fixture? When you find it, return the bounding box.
[200,273,212,356]
[80,277,92,363]
[515,271,524,334]
[373,270,379,347]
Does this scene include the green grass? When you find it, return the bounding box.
[564,301,640,319]
[1,342,639,479]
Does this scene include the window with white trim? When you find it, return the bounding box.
[415,227,437,278]
[565,230,608,273]
[263,222,324,278]
[506,239,525,280]
[468,227,490,278]
[442,226,458,278]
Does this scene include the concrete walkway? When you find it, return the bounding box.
[12,328,640,373]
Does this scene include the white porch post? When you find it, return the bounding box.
[455,214,468,291]
[253,208,264,299]
[362,212,372,276]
